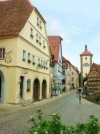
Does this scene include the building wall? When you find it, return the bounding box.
[0,9,50,104]
[70,65,79,89]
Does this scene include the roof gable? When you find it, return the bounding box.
[48,36,62,63]
[88,63,100,77]
[0,0,34,38]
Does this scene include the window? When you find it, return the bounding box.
[37,17,42,29]
[72,72,74,75]
[32,55,35,64]
[27,79,31,92]
[41,60,43,65]
[45,62,48,69]
[30,28,33,38]
[72,77,74,81]
[40,21,42,29]
[0,48,5,59]
[43,41,46,48]
[85,57,87,60]
[39,36,41,44]
[63,70,65,75]
[38,58,41,65]
[23,50,26,61]
[37,17,39,26]
[28,53,31,63]
[28,53,30,60]
[36,33,39,42]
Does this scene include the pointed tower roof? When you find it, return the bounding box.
[80,45,93,56]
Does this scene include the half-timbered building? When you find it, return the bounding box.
[87,63,100,91]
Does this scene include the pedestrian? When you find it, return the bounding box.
[79,93,82,104]
[76,90,79,98]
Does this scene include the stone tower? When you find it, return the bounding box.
[80,45,93,86]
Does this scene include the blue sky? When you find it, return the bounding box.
[32,0,100,71]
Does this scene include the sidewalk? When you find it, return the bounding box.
[0,90,75,117]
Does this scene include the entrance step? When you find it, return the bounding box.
[19,99,33,106]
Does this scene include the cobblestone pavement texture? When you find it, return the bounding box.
[0,90,100,134]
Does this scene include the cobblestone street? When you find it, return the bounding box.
[0,90,100,134]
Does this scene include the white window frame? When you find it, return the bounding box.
[39,36,41,44]
[28,53,30,60]
[36,33,39,42]
[40,21,42,29]
[23,50,26,61]
[30,28,33,38]
[32,55,35,63]
[37,17,39,26]
[43,40,46,48]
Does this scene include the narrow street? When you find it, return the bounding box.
[0,90,100,134]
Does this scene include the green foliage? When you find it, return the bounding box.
[28,109,100,134]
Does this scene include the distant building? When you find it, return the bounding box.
[80,45,93,87]
[87,63,100,91]
[62,57,71,92]
[48,36,63,95]
[70,64,79,89]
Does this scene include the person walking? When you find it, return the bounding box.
[76,90,79,98]
[79,93,82,104]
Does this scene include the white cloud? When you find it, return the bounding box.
[46,18,64,35]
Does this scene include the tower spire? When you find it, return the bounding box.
[85,44,87,50]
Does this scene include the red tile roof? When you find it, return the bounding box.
[80,45,93,56]
[0,0,34,38]
[48,36,63,63]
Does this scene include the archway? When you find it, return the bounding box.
[33,79,40,101]
[42,80,47,99]
[0,69,5,104]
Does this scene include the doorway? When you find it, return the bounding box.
[33,79,40,101]
[20,76,24,99]
[42,80,47,99]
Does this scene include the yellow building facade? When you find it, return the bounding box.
[0,0,50,104]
